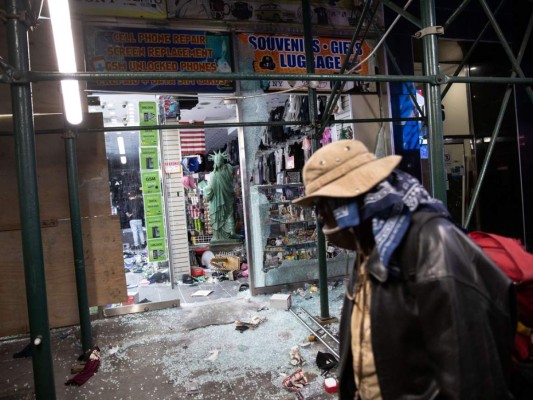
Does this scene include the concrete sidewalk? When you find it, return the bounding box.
[0,284,344,400]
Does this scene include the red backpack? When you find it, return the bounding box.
[468,231,533,361]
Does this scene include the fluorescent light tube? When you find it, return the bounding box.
[60,80,83,125]
[117,136,126,155]
[48,0,83,125]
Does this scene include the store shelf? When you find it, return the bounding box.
[265,241,316,249]
[267,219,316,225]
[255,183,303,189]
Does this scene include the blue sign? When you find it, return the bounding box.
[83,26,234,93]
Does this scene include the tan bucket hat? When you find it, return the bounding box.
[293,139,402,207]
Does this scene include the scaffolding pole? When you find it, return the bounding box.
[302,0,330,320]
[420,0,447,203]
[3,70,530,85]
[5,0,56,398]
[64,131,93,354]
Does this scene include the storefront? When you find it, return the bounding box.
[82,20,382,302]
[0,1,391,330]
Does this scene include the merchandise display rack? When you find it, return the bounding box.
[256,183,341,273]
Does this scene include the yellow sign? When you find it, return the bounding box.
[238,33,375,92]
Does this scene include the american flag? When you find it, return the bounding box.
[179,122,205,155]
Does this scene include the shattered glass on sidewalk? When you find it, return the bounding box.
[0,281,345,399]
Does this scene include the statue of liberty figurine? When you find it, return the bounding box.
[203,150,242,243]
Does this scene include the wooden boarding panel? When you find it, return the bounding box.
[0,119,126,337]
[0,216,126,337]
[0,131,110,227]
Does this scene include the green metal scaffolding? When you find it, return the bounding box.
[1,0,531,398]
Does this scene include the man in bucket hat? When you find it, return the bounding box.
[294,140,516,400]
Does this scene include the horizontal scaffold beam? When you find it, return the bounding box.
[0,71,529,86]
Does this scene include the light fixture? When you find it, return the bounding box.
[117,136,126,155]
[48,0,83,125]
[120,156,127,164]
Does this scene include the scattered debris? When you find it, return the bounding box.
[186,383,200,394]
[235,316,266,331]
[316,351,338,376]
[59,326,77,339]
[204,349,219,362]
[191,290,213,297]
[282,369,308,392]
[70,362,86,375]
[294,379,324,399]
[289,346,304,366]
[65,346,100,386]
[324,377,339,393]
[271,293,292,310]
[148,271,170,284]
[12,343,32,359]
[235,325,249,333]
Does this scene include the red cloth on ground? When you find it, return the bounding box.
[65,346,100,386]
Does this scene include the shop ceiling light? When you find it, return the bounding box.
[48,0,83,125]
[117,136,126,155]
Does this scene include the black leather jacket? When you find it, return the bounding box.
[338,211,517,400]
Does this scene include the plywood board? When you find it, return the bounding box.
[0,216,126,337]
[0,116,126,337]
[0,131,109,227]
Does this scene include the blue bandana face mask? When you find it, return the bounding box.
[319,170,449,281]
[329,199,361,230]
[319,198,362,251]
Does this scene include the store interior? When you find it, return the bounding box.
[90,92,311,306]
[86,57,485,307]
